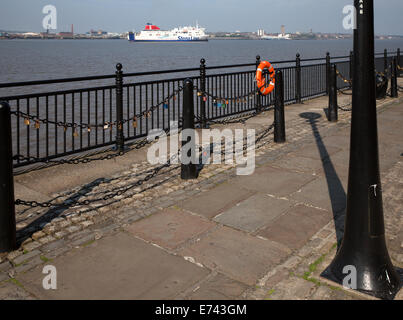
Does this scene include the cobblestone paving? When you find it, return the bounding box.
[0,88,402,300]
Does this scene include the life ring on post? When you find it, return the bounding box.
[256,61,275,95]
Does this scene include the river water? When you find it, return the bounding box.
[1,38,402,86]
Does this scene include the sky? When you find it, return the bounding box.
[1,0,402,35]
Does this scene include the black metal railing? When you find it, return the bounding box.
[0,49,399,169]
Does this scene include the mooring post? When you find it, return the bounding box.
[274,70,286,143]
[397,48,401,77]
[256,55,262,112]
[390,58,398,98]
[115,63,125,152]
[322,0,401,300]
[326,52,331,95]
[295,53,302,104]
[384,48,388,73]
[328,64,338,122]
[181,79,197,180]
[200,58,207,128]
[0,101,16,253]
[349,50,354,85]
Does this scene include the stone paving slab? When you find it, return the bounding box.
[232,165,316,198]
[17,232,209,300]
[290,175,347,214]
[185,273,248,300]
[125,207,216,250]
[0,280,35,300]
[257,204,333,251]
[271,156,326,176]
[214,193,293,233]
[292,144,342,162]
[178,226,291,286]
[178,182,256,219]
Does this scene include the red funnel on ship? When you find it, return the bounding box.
[145,23,160,31]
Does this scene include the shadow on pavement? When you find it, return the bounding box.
[299,112,346,249]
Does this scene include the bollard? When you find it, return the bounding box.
[115,63,125,152]
[349,50,354,85]
[181,79,197,180]
[328,64,338,122]
[397,48,401,77]
[326,52,331,95]
[274,70,286,143]
[256,55,262,112]
[384,48,388,73]
[295,53,302,104]
[390,58,398,98]
[322,0,401,300]
[0,101,17,253]
[199,58,207,128]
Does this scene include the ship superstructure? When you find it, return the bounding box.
[128,23,208,42]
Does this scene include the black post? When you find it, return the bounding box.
[322,0,401,300]
[328,64,338,122]
[115,63,125,152]
[349,50,354,85]
[295,53,302,104]
[397,48,401,77]
[390,58,398,98]
[0,101,16,253]
[181,79,197,180]
[384,48,388,73]
[200,58,207,129]
[274,70,286,143]
[326,52,331,95]
[256,55,262,112]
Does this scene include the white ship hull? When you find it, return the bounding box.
[128,24,208,42]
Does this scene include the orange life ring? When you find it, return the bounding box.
[256,61,275,95]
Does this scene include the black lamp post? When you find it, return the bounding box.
[322,0,401,300]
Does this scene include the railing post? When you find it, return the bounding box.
[256,55,262,112]
[390,58,398,98]
[326,52,331,95]
[295,53,302,104]
[115,63,125,152]
[349,50,354,85]
[328,64,338,122]
[181,79,197,180]
[0,101,16,253]
[384,48,388,73]
[398,48,401,77]
[200,58,207,128]
[274,70,286,143]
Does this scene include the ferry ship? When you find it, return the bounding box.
[127,23,208,42]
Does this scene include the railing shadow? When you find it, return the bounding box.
[299,112,346,249]
[16,178,105,246]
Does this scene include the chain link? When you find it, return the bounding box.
[10,87,184,132]
[194,85,258,103]
[15,150,180,209]
[335,69,352,85]
[338,102,352,112]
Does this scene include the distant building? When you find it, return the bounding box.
[257,29,265,37]
[58,32,74,38]
[58,25,74,38]
[88,29,108,36]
